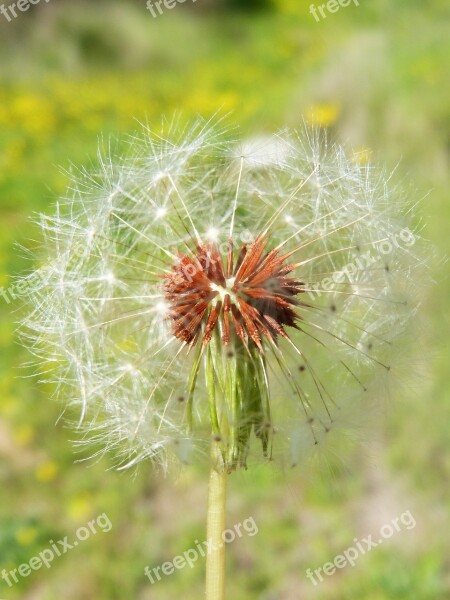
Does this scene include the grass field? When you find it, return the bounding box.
[0,1,449,598]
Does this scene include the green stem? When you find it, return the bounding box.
[206,346,221,440]
[205,441,227,600]
[186,342,203,431]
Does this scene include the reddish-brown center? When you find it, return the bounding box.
[163,236,304,352]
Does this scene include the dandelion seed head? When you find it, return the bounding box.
[20,118,428,472]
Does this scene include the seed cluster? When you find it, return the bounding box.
[20,121,425,470]
[164,236,305,352]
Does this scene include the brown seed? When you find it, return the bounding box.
[163,236,304,353]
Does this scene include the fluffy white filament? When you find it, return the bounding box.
[20,118,426,471]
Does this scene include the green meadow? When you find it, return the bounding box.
[0,1,448,598]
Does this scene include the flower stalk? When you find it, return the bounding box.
[204,335,271,597]
[205,331,272,473]
[20,120,425,598]
[206,441,227,600]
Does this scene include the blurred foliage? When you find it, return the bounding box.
[0,0,449,598]
[225,0,275,12]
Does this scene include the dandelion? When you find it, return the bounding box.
[21,118,425,599]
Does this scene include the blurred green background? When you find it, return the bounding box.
[0,0,449,598]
